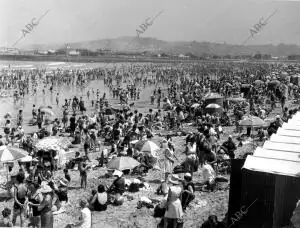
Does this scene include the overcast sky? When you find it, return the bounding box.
[1,0,300,47]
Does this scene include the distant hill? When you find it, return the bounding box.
[19,37,300,57]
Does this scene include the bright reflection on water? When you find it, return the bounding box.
[0,61,156,132]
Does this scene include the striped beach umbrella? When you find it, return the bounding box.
[107,157,140,171]
[35,136,72,151]
[239,115,266,127]
[134,140,159,157]
[0,146,28,163]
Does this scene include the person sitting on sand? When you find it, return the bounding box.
[180,173,195,211]
[72,199,91,228]
[63,168,71,183]
[107,170,125,205]
[202,159,216,192]
[221,135,236,159]
[89,184,108,211]
[49,178,69,203]
[201,215,226,228]
[0,208,13,227]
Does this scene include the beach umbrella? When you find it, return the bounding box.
[35,136,72,151]
[241,84,251,88]
[239,115,266,127]
[134,140,160,157]
[40,108,55,117]
[191,103,200,108]
[254,80,264,85]
[0,146,27,163]
[20,155,33,162]
[204,103,223,115]
[268,80,280,87]
[205,104,221,109]
[106,156,140,171]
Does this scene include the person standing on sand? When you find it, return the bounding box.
[162,139,175,181]
[56,93,59,106]
[162,175,184,228]
[12,172,27,227]
[38,184,54,228]
[17,110,23,127]
[37,109,43,130]
[83,129,91,161]
[79,161,88,189]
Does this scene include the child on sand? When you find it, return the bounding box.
[0,208,13,227]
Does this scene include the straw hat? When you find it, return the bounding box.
[40,183,52,193]
[168,174,181,185]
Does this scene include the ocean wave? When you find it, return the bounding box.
[14,65,33,68]
[48,62,66,66]
[72,64,86,67]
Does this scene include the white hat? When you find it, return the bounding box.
[40,183,52,193]
[113,170,123,178]
[168,174,181,185]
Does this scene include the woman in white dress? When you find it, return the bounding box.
[162,139,175,181]
[163,174,184,228]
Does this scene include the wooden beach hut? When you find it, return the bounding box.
[239,118,300,228]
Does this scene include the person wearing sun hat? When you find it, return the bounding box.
[38,183,54,228]
[160,174,184,228]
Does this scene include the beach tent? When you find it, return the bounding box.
[203,92,224,107]
[240,112,300,228]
